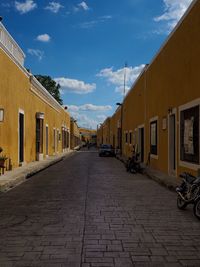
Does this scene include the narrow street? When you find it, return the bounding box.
[0,149,200,267]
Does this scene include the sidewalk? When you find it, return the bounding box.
[116,154,180,191]
[0,150,75,193]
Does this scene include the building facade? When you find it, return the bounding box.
[70,119,81,149]
[79,128,97,145]
[0,22,70,171]
[98,0,200,177]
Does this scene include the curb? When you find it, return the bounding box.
[144,171,177,191]
[0,151,75,193]
[115,155,178,191]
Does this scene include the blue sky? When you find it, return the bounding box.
[1,0,193,129]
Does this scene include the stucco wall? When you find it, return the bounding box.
[0,47,70,169]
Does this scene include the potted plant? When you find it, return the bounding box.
[0,147,7,168]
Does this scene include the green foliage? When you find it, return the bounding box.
[35,75,63,105]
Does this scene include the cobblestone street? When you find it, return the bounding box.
[0,150,200,267]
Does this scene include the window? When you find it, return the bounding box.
[125,132,128,143]
[129,132,132,144]
[180,105,199,164]
[150,120,157,155]
[0,109,4,122]
[36,118,43,154]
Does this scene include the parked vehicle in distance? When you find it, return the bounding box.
[99,144,115,157]
[176,172,200,220]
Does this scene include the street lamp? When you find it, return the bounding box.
[116,102,123,155]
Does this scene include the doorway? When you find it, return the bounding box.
[53,129,56,154]
[19,112,24,164]
[138,127,144,163]
[36,117,44,160]
[168,113,176,176]
[46,125,49,156]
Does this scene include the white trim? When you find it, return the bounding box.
[36,112,44,119]
[179,161,200,171]
[18,109,25,165]
[19,109,24,115]
[0,45,29,78]
[178,99,200,170]
[30,79,61,113]
[38,153,44,161]
[124,68,146,102]
[0,23,25,56]
[0,23,25,66]
[150,116,158,123]
[168,108,177,177]
[179,98,200,112]
[138,124,145,129]
[150,154,158,160]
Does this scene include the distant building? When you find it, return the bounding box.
[79,128,97,146]
[70,119,81,149]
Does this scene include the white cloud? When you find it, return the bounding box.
[54,77,96,94]
[66,104,112,129]
[154,0,193,32]
[45,2,64,13]
[70,112,98,129]
[80,15,112,29]
[78,1,89,11]
[96,114,106,121]
[15,0,37,14]
[97,64,145,95]
[36,34,51,42]
[27,48,44,60]
[74,1,89,12]
[68,104,112,112]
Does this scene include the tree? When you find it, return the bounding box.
[35,75,63,105]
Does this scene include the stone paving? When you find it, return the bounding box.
[0,149,200,266]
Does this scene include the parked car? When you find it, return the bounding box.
[99,144,115,157]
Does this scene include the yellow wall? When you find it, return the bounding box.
[102,1,200,177]
[144,0,200,175]
[70,120,81,149]
[0,47,70,170]
[102,118,111,144]
[110,108,121,149]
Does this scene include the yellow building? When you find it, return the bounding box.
[70,119,81,149]
[0,22,70,171]
[99,0,200,177]
[79,127,97,145]
[97,118,111,146]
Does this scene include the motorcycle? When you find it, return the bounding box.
[176,172,200,220]
[126,152,143,174]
